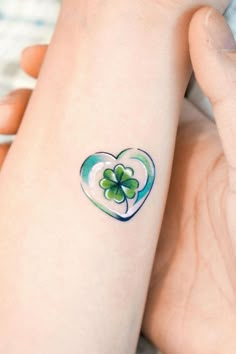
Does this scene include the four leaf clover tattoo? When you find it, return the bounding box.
[99,164,139,204]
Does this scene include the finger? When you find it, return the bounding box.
[0,89,32,134]
[20,44,47,78]
[189,7,236,170]
[0,144,10,169]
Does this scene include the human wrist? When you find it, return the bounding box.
[59,0,190,32]
[59,0,192,84]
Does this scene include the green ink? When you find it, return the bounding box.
[99,164,139,204]
[80,148,156,222]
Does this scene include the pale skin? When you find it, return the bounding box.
[0,1,235,354]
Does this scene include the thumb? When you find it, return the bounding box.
[189,7,236,171]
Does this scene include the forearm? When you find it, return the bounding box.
[0,1,191,353]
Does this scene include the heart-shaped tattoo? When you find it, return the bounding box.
[80,148,155,221]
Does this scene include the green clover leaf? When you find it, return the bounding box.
[99,164,139,204]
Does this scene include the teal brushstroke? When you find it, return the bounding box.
[80,154,105,184]
[118,148,155,205]
[131,152,155,205]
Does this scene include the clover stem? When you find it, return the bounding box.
[124,197,129,214]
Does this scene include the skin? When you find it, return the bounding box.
[0,2,234,354]
[144,8,236,354]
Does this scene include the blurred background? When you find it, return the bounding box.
[0,0,235,353]
[0,0,60,96]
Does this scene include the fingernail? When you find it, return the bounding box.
[205,8,236,52]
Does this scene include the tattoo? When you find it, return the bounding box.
[80,148,155,221]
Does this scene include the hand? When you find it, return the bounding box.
[143,7,236,354]
[0,45,47,166]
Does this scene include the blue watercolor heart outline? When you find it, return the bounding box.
[80,148,156,222]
